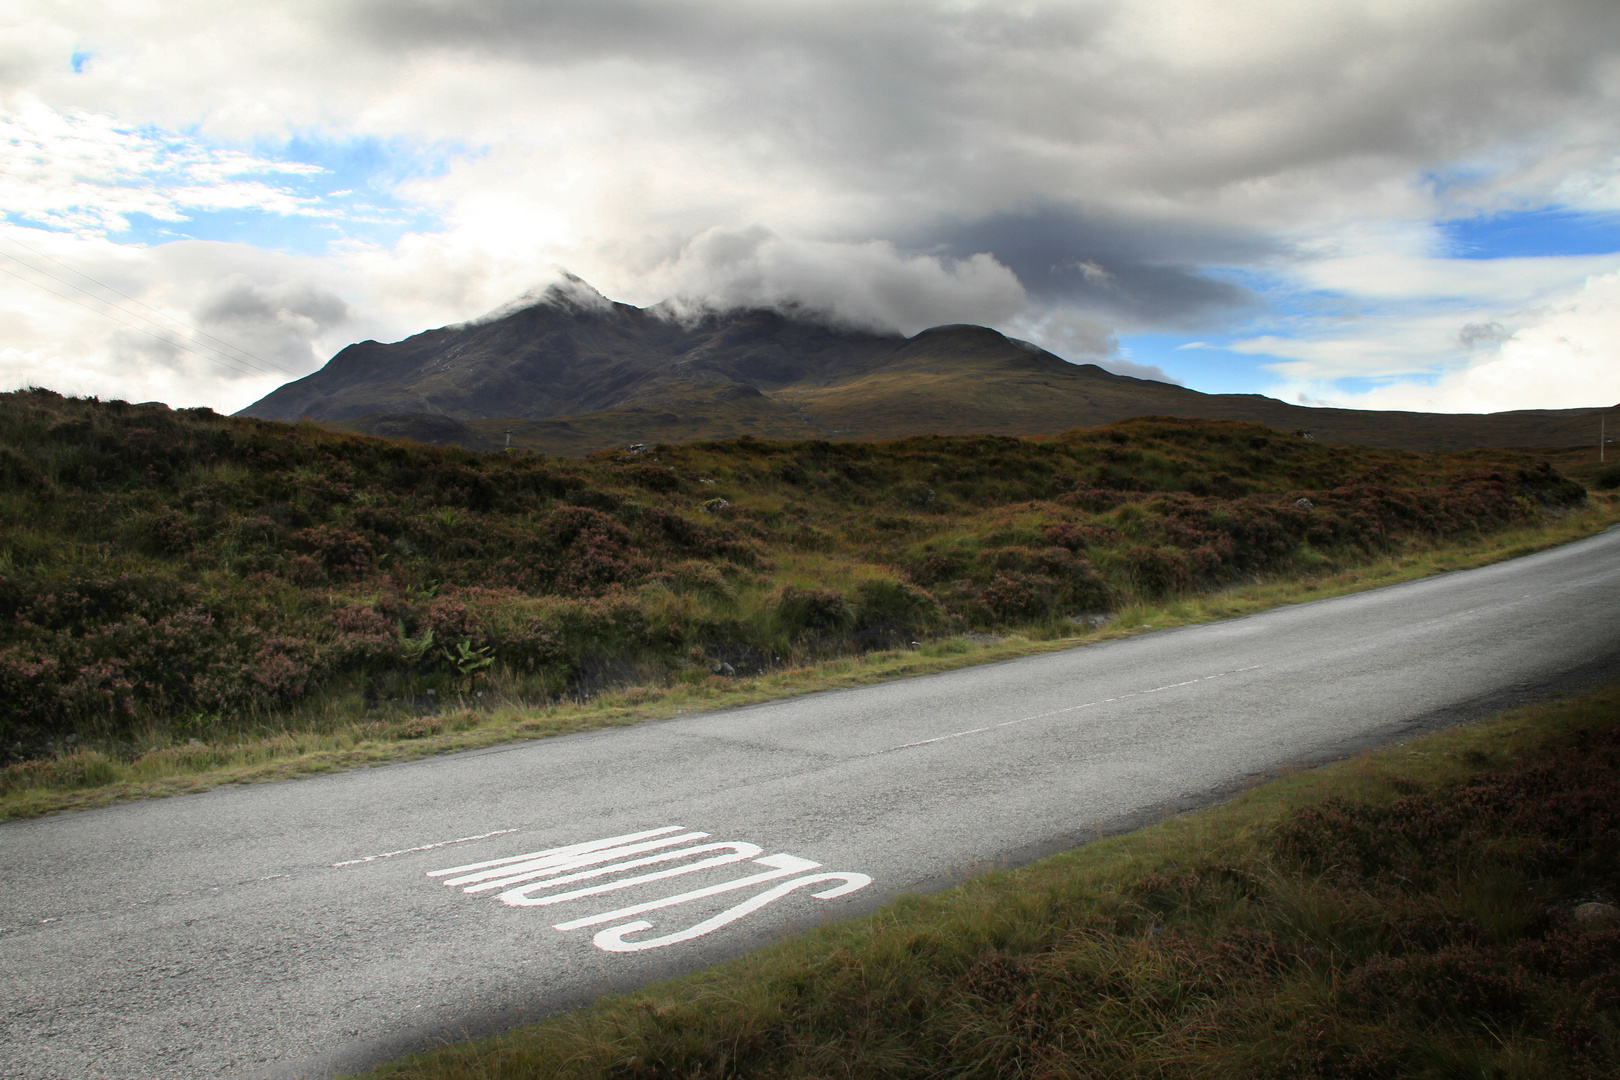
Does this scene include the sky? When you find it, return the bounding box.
[2,0,1618,416]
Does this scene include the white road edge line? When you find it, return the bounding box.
[331,829,520,868]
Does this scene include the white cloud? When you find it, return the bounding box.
[1271,270,1620,413]
[0,227,364,410]
[644,226,1028,335]
[0,1,1618,411]
[0,95,327,235]
[1219,244,1620,390]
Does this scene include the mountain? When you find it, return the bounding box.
[239,276,1616,454]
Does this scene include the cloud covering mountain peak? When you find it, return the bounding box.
[1,1,1617,413]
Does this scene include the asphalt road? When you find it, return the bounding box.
[5,527,1620,1079]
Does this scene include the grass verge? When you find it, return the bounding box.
[347,680,1620,1080]
[4,499,1616,822]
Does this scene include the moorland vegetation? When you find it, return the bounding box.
[0,387,1592,777]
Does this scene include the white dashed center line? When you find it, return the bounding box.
[331,829,520,868]
[881,664,1264,753]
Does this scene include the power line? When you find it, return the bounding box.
[0,247,293,379]
[0,234,302,377]
[0,263,275,381]
[0,238,302,379]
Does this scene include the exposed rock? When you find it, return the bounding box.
[1295,497,1314,510]
[709,661,736,677]
[1066,612,1115,631]
[900,483,936,508]
[1572,901,1620,925]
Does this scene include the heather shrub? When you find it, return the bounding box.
[773,584,853,636]
[853,577,937,628]
[851,577,939,647]
[978,573,1059,623]
[0,389,1592,762]
[1124,544,1192,597]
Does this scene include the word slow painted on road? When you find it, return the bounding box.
[428,826,871,953]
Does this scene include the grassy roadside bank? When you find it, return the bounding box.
[349,681,1620,1080]
[4,499,1616,821]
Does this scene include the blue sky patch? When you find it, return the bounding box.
[69,50,90,74]
[109,131,467,255]
[1115,332,1277,395]
[3,117,468,256]
[1439,207,1620,259]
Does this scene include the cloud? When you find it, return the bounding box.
[191,274,352,367]
[0,96,328,235]
[927,207,1265,330]
[644,226,1028,336]
[1271,270,1620,413]
[1,1,1619,411]
[0,227,376,409]
[1457,320,1512,349]
[1011,307,1117,359]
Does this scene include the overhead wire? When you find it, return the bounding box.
[0,234,301,377]
[0,262,272,381]
[0,235,303,380]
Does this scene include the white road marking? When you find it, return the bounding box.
[500,843,762,906]
[427,661,1262,945]
[892,726,990,749]
[428,826,685,879]
[443,831,708,890]
[550,853,822,930]
[428,830,870,953]
[881,664,1265,753]
[331,829,519,868]
[592,872,873,953]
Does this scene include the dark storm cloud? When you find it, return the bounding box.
[197,279,349,329]
[193,277,352,372]
[342,0,1101,67]
[332,1,1620,339]
[338,2,1106,184]
[928,208,1269,329]
[1457,320,1513,349]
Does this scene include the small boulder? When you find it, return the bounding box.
[709,661,736,677]
[1572,901,1620,925]
[1294,497,1314,510]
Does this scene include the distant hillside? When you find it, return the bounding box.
[240,276,1616,455]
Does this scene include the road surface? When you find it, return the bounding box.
[4,526,1620,1078]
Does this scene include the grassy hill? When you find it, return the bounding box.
[1,387,1598,774]
[328,334,1620,459]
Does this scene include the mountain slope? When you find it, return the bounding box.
[240,276,1616,454]
[241,277,906,425]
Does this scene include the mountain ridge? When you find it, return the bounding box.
[239,276,1616,455]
